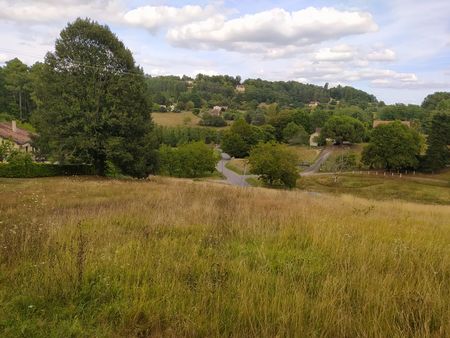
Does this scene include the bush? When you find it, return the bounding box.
[158,141,218,178]
[0,162,95,178]
[199,113,227,127]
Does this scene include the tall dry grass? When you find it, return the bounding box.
[0,177,449,337]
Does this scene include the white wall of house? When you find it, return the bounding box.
[0,137,34,153]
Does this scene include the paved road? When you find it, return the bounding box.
[216,159,254,187]
[301,149,332,176]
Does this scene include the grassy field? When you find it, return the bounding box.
[152,111,202,127]
[298,173,450,205]
[225,158,249,175]
[289,145,321,165]
[320,144,366,172]
[1,176,449,337]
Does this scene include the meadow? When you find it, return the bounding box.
[298,172,450,205]
[152,112,202,127]
[0,177,449,337]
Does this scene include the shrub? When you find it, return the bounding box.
[199,113,227,127]
[0,140,15,162]
[158,141,218,178]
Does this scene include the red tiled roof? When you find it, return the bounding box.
[0,122,33,145]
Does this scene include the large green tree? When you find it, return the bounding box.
[249,142,298,188]
[320,115,366,144]
[361,122,423,170]
[32,18,156,177]
[423,112,450,172]
[421,92,450,111]
[221,119,263,157]
[2,58,34,120]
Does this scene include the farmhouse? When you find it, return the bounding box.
[308,101,320,109]
[235,84,246,93]
[210,106,228,116]
[0,121,34,154]
[373,120,411,128]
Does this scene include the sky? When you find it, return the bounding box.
[0,0,449,104]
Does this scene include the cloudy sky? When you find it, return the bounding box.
[0,0,449,104]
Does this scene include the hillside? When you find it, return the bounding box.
[1,177,449,337]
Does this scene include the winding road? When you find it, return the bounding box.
[216,148,332,187]
[215,158,256,187]
[301,148,332,176]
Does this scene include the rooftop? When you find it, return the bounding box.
[0,121,33,145]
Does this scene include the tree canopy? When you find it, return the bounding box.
[320,115,366,144]
[361,122,423,170]
[158,141,218,178]
[422,112,450,172]
[249,142,298,188]
[32,18,156,177]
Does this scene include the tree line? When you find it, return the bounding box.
[0,18,449,182]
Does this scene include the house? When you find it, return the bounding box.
[210,106,227,116]
[0,121,34,154]
[308,101,320,109]
[373,120,411,128]
[309,128,321,147]
[235,84,246,93]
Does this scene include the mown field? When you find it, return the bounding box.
[1,177,449,337]
[152,112,202,127]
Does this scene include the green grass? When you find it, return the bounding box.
[320,144,366,172]
[246,177,263,187]
[288,145,322,165]
[298,173,450,205]
[225,158,249,175]
[152,111,229,129]
[1,177,449,336]
[152,111,202,127]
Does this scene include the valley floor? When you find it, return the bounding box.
[0,177,449,337]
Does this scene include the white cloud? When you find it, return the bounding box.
[367,48,396,61]
[167,7,377,55]
[0,0,123,23]
[0,53,8,63]
[314,44,355,61]
[123,5,217,33]
[292,59,418,86]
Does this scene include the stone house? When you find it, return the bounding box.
[0,121,34,154]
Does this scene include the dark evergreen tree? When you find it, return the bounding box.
[423,112,450,172]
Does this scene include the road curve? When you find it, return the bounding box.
[216,159,253,187]
[301,149,332,176]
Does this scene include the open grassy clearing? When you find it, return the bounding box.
[1,177,449,337]
[152,111,202,127]
[225,158,249,175]
[298,173,450,205]
[289,145,322,165]
[320,144,366,172]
